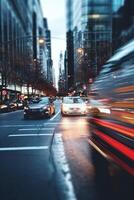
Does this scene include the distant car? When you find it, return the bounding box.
[1,100,17,112]
[8,101,17,111]
[24,97,55,119]
[86,99,111,116]
[0,103,9,113]
[61,96,86,116]
[15,100,24,109]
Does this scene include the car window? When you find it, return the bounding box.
[63,97,83,104]
[38,98,49,104]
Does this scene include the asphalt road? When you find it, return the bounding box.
[0,100,132,200]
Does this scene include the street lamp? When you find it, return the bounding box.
[38,38,45,45]
[77,48,84,55]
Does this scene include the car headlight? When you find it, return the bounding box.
[81,105,86,112]
[62,104,69,111]
[98,108,111,114]
[24,106,29,110]
[43,106,50,110]
[1,105,8,109]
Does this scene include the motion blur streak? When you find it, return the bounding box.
[94,129,134,161]
[93,118,134,138]
[115,85,134,93]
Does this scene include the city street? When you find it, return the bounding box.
[0,100,132,200]
[0,100,95,200]
[0,1,134,200]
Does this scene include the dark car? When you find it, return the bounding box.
[0,102,9,113]
[88,40,134,179]
[8,101,18,111]
[24,97,55,119]
[15,100,24,109]
[0,99,17,112]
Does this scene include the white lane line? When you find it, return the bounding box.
[18,128,54,131]
[53,133,77,200]
[0,125,41,128]
[0,146,49,151]
[8,133,53,137]
[0,122,88,128]
[50,110,60,121]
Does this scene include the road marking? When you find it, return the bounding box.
[88,138,108,158]
[0,121,88,128]
[18,128,55,131]
[52,133,77,200]
[0,125,41,128]
[50,110,60,121]
[0,146,49,151]
[8,133,54,137]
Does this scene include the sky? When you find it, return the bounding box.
[40,0,66,87]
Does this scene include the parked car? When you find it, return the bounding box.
[15,100,24,109]
[24,97,55,119]
[8,101,18,111]
[0,102,9,113]
[88,39,134,180]
[61,96,86,116]
[0,99,17,112]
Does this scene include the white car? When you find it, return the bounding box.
[88,99,111,116]
[61,96,86,116]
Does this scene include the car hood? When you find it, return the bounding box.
[62,103,85,108]
[28,104,48,109]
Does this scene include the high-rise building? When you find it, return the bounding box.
[112,0,134,51]
[58,51,66,94]
[0,0,53,101]
[43,18,53,84]
[66,0,74,91]
[66,0,113,92]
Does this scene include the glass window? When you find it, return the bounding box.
[63,97,84,104]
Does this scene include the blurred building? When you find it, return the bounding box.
[66,0,113,92]
[58,51,66,95]
[43,18,53,83]
[0,0,53,101]
[112,0,134,51]
[66,0,74,91]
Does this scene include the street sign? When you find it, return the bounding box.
[2,90,8,96]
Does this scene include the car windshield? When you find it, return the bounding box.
[38,98,49,104]
[63,97,83,104]
[29,98,49,104]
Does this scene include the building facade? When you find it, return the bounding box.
[66,0,74,91]
[112,0,134,51]
[0,0,53,101]
[58,51,66,95]
[43,18,53,84]
[66,0,113,92]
